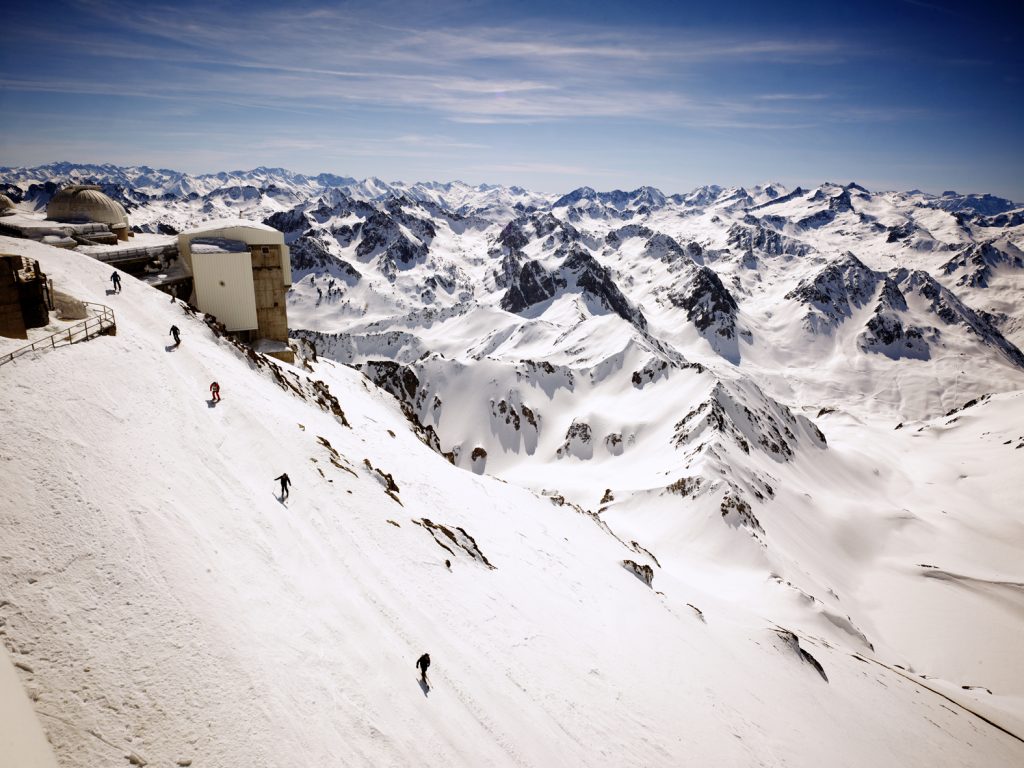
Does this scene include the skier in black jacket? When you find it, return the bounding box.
[275,472,291,500]
[170,325,180,346]
[416,652,430,682]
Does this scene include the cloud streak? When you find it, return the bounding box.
[2,1,860,128]
[4,0,1016,197]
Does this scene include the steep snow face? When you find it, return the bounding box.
[3,236,1024,768]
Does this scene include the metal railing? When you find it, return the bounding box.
[0,302,116,366]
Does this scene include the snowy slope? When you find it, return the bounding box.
[3,160,1024,765]
[3,237,1024,766]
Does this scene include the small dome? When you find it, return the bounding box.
[0,194,15,212]
[47,184,129,228]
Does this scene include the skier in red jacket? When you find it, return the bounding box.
[210,381,221,402]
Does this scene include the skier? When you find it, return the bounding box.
[209,381,221,402]
[169,325,181,346]
[275,472,291,500]
[110,271,121,293]
[416,652,430,683]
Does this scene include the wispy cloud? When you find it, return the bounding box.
[6,0,1009,196]
[756,93,829,102]
[470,161,613,177]
[333,134,489,159]
[2,1,859,128]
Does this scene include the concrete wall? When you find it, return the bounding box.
[0,256,27,339]
[0,255,49,340]
[251,243,289,343]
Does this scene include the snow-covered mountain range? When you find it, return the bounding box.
[2,163,1023,766]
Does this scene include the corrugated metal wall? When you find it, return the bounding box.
[191,252,258,331]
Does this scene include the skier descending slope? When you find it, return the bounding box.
[416,652,430,683]
[209,381,221,402]
[275,473,291,501]
[169,325,180,346]
[110,271,121,293]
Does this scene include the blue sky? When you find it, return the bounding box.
[2,0,1022,198]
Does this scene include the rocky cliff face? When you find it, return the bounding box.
[500,260,566,312]
[941,240,1024,288]
[726,223,811,258]
[898,270,1024,368]
[786,253,881,334]
[563,245,647,329]
[667,266,741,339]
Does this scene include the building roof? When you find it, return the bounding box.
[176,219,292,297]
[46,185,129,228]
[0,194,14,210]
[179,218,285,243]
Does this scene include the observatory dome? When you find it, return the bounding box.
[47,185,129,228]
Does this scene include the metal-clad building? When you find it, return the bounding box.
[190,250,259,331]
[178,220,293,362]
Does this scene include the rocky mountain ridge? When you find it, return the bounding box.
[4,163,1024,538]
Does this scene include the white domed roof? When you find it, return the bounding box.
[0,194,14,211]
[47,185,129,228]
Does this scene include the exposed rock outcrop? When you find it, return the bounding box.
[557,420,593,460]
[941,240,1024,288]
[622,559,654,587]
[786,252,880,333]
[500,260,565,312]
[672,381,827,461]
[668,266,740,339]
[563,246,647,329]
[897,270,1024,368]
